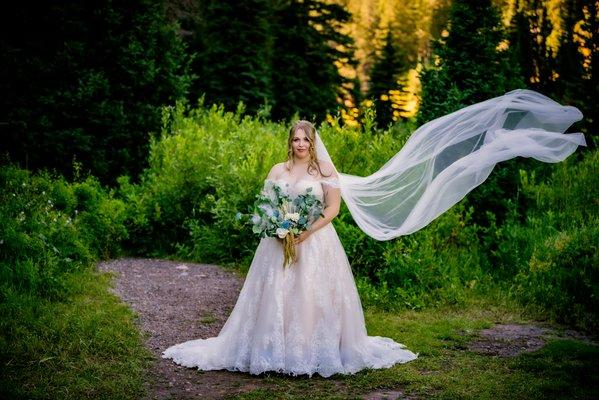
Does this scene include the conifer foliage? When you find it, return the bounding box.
[183,0,359,123]
[269,0,359,122]
[366,30,409,129]
[0,1,192,184]
[417,0,523,125]
[416,0,525,227]
[187,0,274,116]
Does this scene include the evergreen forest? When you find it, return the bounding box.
[1,1,597,398]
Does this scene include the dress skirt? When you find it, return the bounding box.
[162,222,417,378]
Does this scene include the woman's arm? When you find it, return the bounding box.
[307,186,340,233]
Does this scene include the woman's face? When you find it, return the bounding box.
[291,128,311,160]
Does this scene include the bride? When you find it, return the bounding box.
[162,89,586,378]
[162,120,419,378]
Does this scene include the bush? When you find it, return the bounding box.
[506,150,599,330]
[116,100,597,328]
[514,225,598,330]
[128,101,493,310]
[0,166,127,301]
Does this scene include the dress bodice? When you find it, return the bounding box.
[272,178,325,201]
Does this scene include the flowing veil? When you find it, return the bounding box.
[315,89,587,241]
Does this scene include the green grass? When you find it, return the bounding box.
[230,295,598,400]
[200,311,218,325]
[0,268,153,400]
[2,264,595,400]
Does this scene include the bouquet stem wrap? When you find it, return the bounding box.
[283,232,296,268]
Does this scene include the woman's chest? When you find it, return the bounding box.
[275,178,324,200]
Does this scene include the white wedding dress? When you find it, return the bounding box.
[162,177,418,378]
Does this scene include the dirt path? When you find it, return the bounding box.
[96,258,593,400]
[99,258,376,400]
[97,258,272,399]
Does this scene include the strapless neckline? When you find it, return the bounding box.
[271,178,321,188]
[265,178,324,200]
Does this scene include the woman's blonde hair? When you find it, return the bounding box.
[285,120,332,178]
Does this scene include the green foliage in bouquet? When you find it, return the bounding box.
[235,179,325,268]
[237,180,324,239]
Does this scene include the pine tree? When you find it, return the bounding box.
[508,2,536,86]
[508,0,556,92]
[0,0,192,184]
[187,0,273,116]
[506,0,596,141]
[417,0,523,125]
[417,0,526,228]
[554,0,597,143]
[366,29,409,129]
[270,0,358,123]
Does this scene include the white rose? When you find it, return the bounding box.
[284,212,300,222]
[276,228,289,239]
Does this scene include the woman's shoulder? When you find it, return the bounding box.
[266,161,288,180]
[273,161,289,172]
[317,160,337,177]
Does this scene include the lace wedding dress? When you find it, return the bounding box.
[162,177,418,378]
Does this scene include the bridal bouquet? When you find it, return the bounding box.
[236,180,324,268]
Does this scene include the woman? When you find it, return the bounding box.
[162,120,419,378]
[163,89,586,378]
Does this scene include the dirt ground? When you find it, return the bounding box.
[97,258,272,399]
[97,257,589,400]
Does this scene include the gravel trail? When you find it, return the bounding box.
[97,257,271,399]
[97,257,595,399]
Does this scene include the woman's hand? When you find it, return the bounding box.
[294,230,312,245]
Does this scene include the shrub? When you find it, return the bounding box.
[0,166,127,301]
[118,100,597,327]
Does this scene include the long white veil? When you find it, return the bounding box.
[315,89,587,241]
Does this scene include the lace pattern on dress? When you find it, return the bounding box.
[161,177,418,378]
